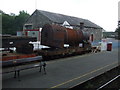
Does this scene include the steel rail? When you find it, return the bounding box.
[97,75,120,90]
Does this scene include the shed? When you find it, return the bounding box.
[23,9,103,42]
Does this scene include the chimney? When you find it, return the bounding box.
[80,22,84,30]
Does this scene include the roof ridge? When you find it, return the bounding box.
[37,9,84,20]
[35,9,102,29]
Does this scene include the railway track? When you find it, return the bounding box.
[97,75,120,89]
[69,65,120,89]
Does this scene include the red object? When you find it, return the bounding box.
[1,54,36,61]
[24,29,39,31]
[107,42,112,51]
[90,34,94,42]
[25,31,28,36]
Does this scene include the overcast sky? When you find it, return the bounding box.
[0,0,119,31]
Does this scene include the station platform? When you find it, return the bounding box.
[2,48,119,89]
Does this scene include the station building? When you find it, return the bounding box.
[23,9,103,43]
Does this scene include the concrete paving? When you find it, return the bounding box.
[2,48,119,88]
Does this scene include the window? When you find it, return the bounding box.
[25,25,32,29]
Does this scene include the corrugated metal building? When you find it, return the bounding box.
[23,9,103,42]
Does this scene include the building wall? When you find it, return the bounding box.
[23,10,102,42]
[27,31,41,41]
[83,28,102,42]
[23,10,52,30]
[23,10,53,41]
[74,26,102,42]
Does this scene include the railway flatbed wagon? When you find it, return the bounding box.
[35,45,92,60]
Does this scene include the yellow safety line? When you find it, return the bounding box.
[50,61,118,89]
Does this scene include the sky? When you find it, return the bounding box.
[0,0,119,32]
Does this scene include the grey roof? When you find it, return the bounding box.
[37,10,102,29]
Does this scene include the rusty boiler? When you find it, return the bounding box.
[41,24,89,48]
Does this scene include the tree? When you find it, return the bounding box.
[115,27,120,39]
[0,13,2,34]
[2,10,30,35]
[14,11,30,32]
[2,13,15,34]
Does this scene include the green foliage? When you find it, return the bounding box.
[2,10,30,35]
[0,13,2,34]
[115,27,120,39]
[2,13,15,34]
